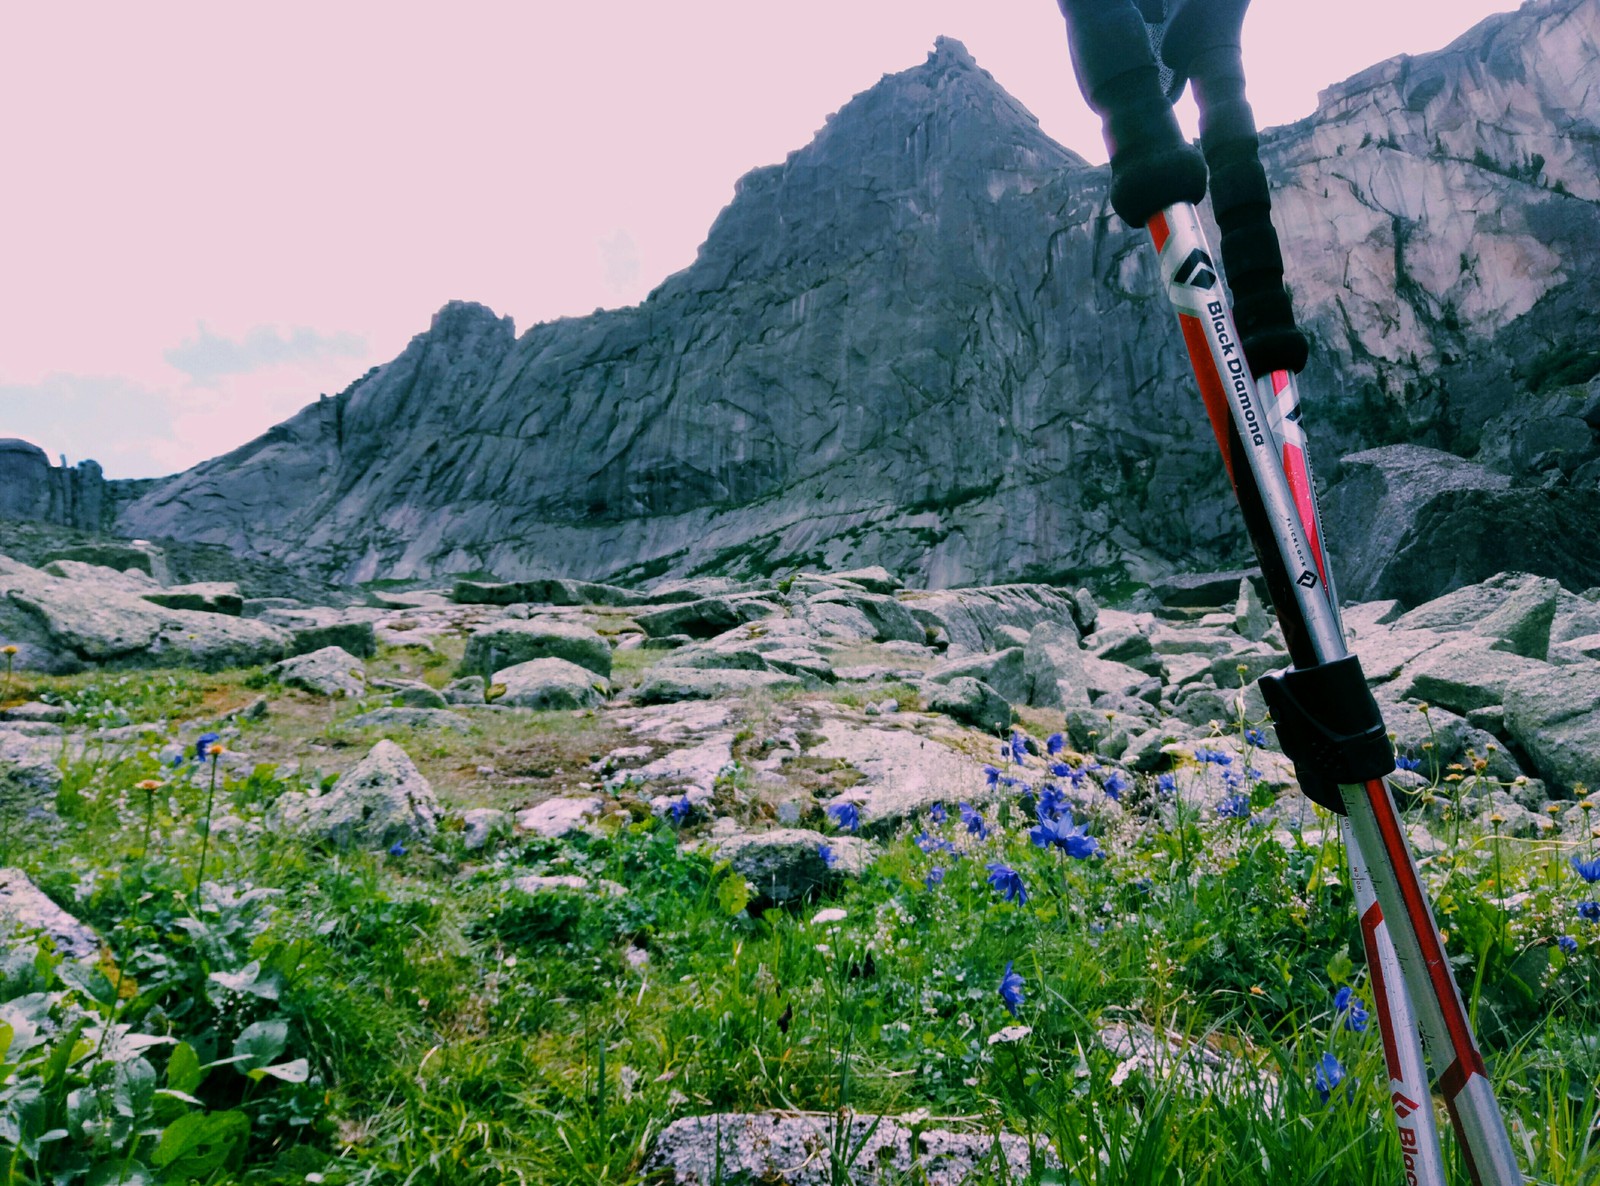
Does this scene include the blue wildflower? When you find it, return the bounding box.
[1245,728,1268,748]
[925,866,945,891]
[1010,732,1028,765]
[819,843,838,868]
[1102,771,1128,801]
[1156,772,1177,795]
[669,795,693,825]
[1572,856,1600,883]
[1578,900,1600,923]
[959,802,988,839]
[1046,733,1065,756]
[1222,767,1245,792]
[1035,785,1068,821]
[1333,986,1370,1034]
[999,961,1025,1016]
[827,801,861,833]
[195,732,221,761]
[1029,814,1100,860]
[388,840,407,857]
[170,753,184,769]
[1394,754,1423,772]
[915,831,954,856]
[1557,935,1579,954]
[984,765,1000,788]
[1217,794,1251,820]
[1313,1052,1346,1103]
[928,803,948,825]
[986,861,1028,906]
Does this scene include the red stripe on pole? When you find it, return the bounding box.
[1282,442,1329,586]
[1361,902,1403,1076]
[1177,314,1238,484]
[1149,211,1170,252]
[1445,1091,1489,1186]
[1365,778,1486,1078]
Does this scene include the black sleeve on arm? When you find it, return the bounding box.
[1056,0,1207,229]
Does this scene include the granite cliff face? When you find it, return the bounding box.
[113,0,1600,600]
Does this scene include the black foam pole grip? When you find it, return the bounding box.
[1186,44,1309,375]
[1056,0,1207,228]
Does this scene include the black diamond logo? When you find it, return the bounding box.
[1296,571,1318,589]
[1172,248,1217,290]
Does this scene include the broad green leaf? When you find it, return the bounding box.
[249,1056,309,1084]
[167,1041,203,1095]
[208,960,279,1001]
[716,872,751,917]
[231,1019,288,1073]
[151,1109,249,1173]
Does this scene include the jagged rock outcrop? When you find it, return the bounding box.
[0,440,114,533]
[112,2,1600,602]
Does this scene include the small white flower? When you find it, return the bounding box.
[987,1025,1033,1045]
[812,907,848,925]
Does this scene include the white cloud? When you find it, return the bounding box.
[0,373,178,478]
[164,323,366,385]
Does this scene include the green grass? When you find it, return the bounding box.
[1,675,1598,1184]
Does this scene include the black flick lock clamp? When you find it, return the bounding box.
[1258,656,1396,815]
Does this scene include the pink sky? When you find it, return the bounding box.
[1,1,1516,478]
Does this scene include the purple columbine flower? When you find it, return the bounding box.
[1029,813,1100,860]
[1578,900,1600,923]
[984,765,1000,788]
[1102,771,1128,801]
[1333,986,1369,1034]
[928,802,948,825]
[388,840,407,857]
[1046,732,1065,756]
[1313,1052,1346,1103]
[195,732,221,761]
[818,843,838,868]
[1010,733,1028,765]
[1572,856,1600,883]
[958,802,988,839]
[915,831,954,856]
[999,961,1025,1016]
[925,866,945,891]
[1217,793,1251,820]
[669,795,693,824]
[985,861,1027,906]
[1394,754,1423,772]
[1035,785,1068,822]
[1156,772,1177,795]
[1245,728,1268,748]
[1557,935,1579,954]
[827,801,861,833]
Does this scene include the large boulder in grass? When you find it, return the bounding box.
[1503,663,1600,794]
[141,582,244,616]
[0,868,99,959]
[635,596,778,640]
[459,618,612,679]
[491,657,609,710]
[713,829,872,903]
[925,677,1010,731]
[0,556,286,674]
[270,646,367,698]
[1023,621,1092,710]
[295,740,441,848]
[254,606,379,659]
[800,589,924,644]
[0,728,62,817]
[648,1112,1052,1185]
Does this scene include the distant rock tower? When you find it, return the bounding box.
[0,438,111,531]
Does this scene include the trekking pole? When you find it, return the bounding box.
[1050,3,1524,1182]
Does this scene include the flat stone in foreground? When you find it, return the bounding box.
[648,1112,1054,1185]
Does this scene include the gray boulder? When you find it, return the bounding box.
[0,556,286,674]
[802,589,924,644]
[1,728,62,815]
[635,596,776,640]
[517,796,605,838]
[442,676,486,704]
[714,829,872,903]
[371,678,448,709]
[925,677,1010,731]
[341,707,473,733]
[1503,663,1600,794]
[460,618,612,679]
[648,1112,1050,1186]
[0,868,99,959]
[829,566,903,594]
[492,657,610,710]
[1023,621,1092,709]
[257,607,378,659]
[296,739,441,848]
[460,808,513,850]
[271,646,367,698]
[141,582,244,616]
[1394,636,1549,715]
[1151,569,1264,609]
[451,577,645,607]
[633,668,802,704]
[926,647,1030,705]
[902,585,1080,655]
